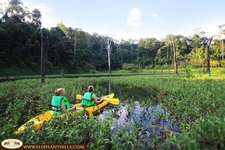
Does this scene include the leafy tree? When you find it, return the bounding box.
[211,39,222,61]
[189,30,208,67]
[2,0,30,23]
[138,38,161,66]
[31,9,41,27]
[0,0,225,76]
[48,27,73,75]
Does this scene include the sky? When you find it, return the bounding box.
[1,0,225,40]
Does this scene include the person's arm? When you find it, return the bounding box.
[92,94,102,104]
[60,101,75,113]
[60,101,67,113]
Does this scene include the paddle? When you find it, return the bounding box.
[75,94,120,105]
[76,94,83,100]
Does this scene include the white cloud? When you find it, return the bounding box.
[22,0,58,28]
[150,12,162,23]
[36,3,52,14]
[126,8,143,27]
[22,0,52,13]
[201,25,220,37]
[114,31,153,41]
[151,13,159,18]
[177,21,225,38]
[0,0,9,14]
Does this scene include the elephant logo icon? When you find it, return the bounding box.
[1,139,23,149]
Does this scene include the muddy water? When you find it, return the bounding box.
[97,82,179,144]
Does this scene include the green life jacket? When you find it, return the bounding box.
[81,92,96,107]
[51,96,71,116]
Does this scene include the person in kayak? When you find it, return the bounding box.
[51,88,82,116]
[81,85,103,107]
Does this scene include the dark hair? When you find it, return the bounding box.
[88,85,94,92]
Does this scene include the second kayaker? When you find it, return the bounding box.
[51,88,83,116]
[81,85,103,107]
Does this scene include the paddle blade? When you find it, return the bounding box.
[107,98,120,105]
[76,94,83,100]
[101,93,114,99]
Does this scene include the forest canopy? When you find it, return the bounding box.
[0,0,225,76]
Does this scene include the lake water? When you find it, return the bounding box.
[97,82,180,145]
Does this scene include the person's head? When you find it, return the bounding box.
[55,88,65,96]
[88,85,94,92]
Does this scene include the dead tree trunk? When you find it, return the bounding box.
[61,66,64,77]
[171,35,178,74]
[40,28,45,83]
[106,39,112,75]
[72,40,77,68]
[101,39,104,54]
[166,45,169,62]
[222,39,224,61]
[205,37,213,74]
[184,59,187,75]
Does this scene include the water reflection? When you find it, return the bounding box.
[98,82,179,144]
[99,101,179,145]
[98,82,154,104]
[108,82,111,94]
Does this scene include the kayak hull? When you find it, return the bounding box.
[76,100,109,116]
[75,93,114,116]
[15,93,114,135]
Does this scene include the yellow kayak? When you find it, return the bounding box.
[75,93,115,116]
[15,93,115,135]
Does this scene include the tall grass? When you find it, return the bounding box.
[0,75,224,149]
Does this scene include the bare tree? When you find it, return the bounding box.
[204,37,213,74]
[106,39,112,75]
[40,27,45,83]
[72,39,77,67]
[171,35,178,74]
[32,9,45,83]
[222,40,224,61]
[71,29,80,68]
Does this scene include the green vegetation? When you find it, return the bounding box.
[0,75,224,149]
